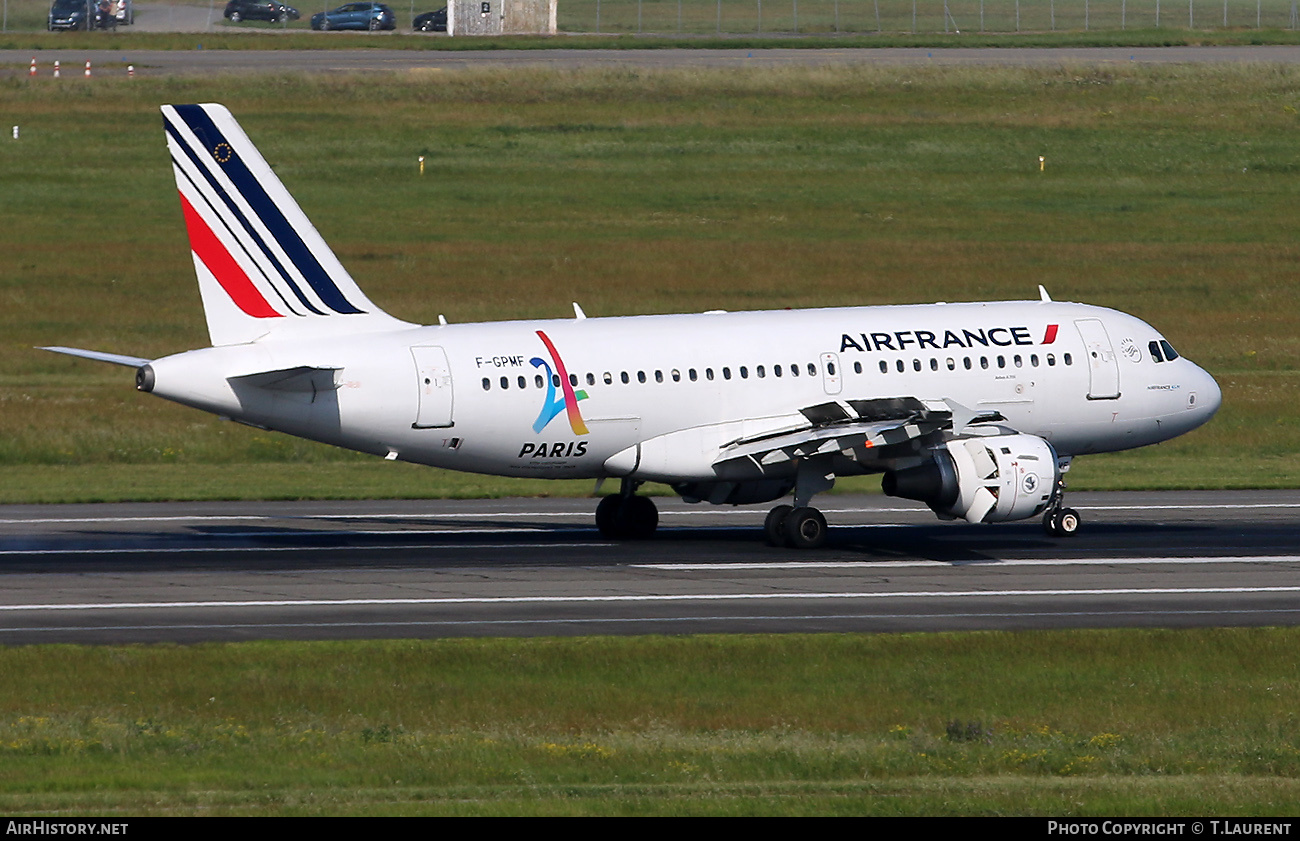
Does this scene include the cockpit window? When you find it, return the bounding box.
[1160,340,1180,361]
[1149,340,1164,363]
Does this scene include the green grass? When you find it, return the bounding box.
[2,630,1299,814]
[8,0,1300,43]
[1,63,1297,501]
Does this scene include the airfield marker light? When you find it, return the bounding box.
[84,61,92,78]
[1039,155,1045,172]
[11,126,17,141]
[53,60,60,78]
[128,65,135,79]
[28,58,36,77]
[419,155,425,175]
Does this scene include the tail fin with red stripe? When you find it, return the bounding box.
[162,104,408,346]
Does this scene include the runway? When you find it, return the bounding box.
[1,490,1297,644]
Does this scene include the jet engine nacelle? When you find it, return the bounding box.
[882,433,1060,524]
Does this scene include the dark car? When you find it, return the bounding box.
[224,0,299,22]
[310,2,395,30]
[48,0,116,30]
[413,6,445,30]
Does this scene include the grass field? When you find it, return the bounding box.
[2,629,1299,815]
[4,0,1300,34]
[1,63,1296,501]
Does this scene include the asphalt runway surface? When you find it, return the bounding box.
[1,490,1297,643]
[7,44,1300,78]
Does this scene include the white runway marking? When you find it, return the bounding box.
[1,501,1297,526]
[637,556,1300,570]
[5,586,1300,613]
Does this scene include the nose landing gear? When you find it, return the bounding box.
[1042,476,1081,537]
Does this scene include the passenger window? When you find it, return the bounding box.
[518,376,526,389]
[535,374,544,388]
[790,364,799,377]
[756,365,766,378]
[980,357,989,370]
[854,361,863,374]
[1064,353,1073,365]
[569,374,578,387]
[638,371,647,384]
[913,359,921,372]
[500,376,509,389]
[896,360,904,373]
[586,373,595,386]
[688,369,697,382]
[552,374,560,387]
[827,361,835,375]
[997,355,1006,369]
[1030,355,1039,367]
[603,372,613,385]
[929,358,938,371]
[706,368,715,381]
[654,370,663,383]
[947,358,955,370]
[878,361,886,374]
[481,378,490,391]
[964,358,972,370]
[773,365,783,378]
[1014,355,1023,368]
[723,367,732,380]
[621,372,629,384]
[740,366,749,379]
[1047,354,1056,367]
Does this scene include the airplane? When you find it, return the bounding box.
[42,103,1222,549]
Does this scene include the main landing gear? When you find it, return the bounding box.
[1041,475,1081,537]
[764,457,836,550]
[595,478,659,540]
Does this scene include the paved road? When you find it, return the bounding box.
[7,45,1300,78]
[1,490,1297,643]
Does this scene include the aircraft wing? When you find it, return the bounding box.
[712,397,1004,473]
[39,346,152,368]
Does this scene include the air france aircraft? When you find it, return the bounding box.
[42,104,1222,549]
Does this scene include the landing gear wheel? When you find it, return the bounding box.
[595,495,622,539]
[616,495,659,540]
[1043,507,1081,537]
[764,504,793,547]
[784,507,827,550]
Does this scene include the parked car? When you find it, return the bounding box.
[48,0,115,30]
[310,2,395,30]
[225,0,299,22]
[412,6,445,31]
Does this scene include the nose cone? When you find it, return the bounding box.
[1189,364,1222,430]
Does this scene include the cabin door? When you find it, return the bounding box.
[412,346,454,428]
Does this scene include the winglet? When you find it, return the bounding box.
[1038,285,1052,303]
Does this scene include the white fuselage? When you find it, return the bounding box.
[141,298,1221,487]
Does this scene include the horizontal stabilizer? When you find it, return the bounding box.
[39,346,152,368]
[228,365,341,393]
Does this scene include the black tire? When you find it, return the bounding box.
[764,504,793,547]
[616,495,658,540]
[368,17,380,30]
[784,507,827,549]
[1056,507,1081,536]
[595,495,622,539]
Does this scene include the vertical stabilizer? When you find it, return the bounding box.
[162,104,409,346]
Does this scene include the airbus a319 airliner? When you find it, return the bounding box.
[43,104,1222,549]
